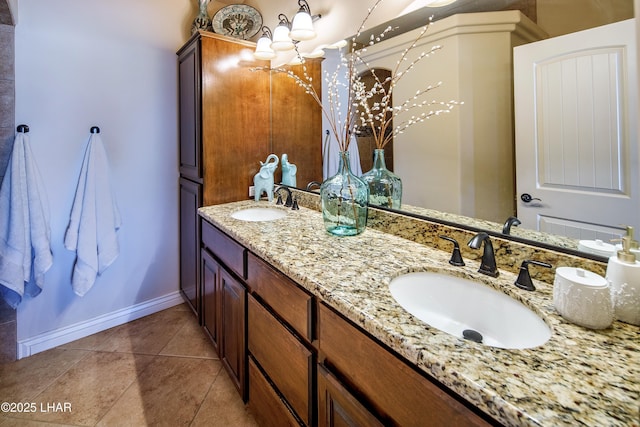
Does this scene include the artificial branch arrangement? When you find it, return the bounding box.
[256,0,461,154]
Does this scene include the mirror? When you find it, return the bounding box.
[296,0,636,261]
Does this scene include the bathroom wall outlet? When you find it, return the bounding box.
[249,186,255,198]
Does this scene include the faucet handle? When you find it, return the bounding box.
[292,197,299,210]
[276,193,284,205]
[515,260,552,291]
[439,236,465,266]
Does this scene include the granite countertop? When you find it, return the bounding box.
[199,200,639,427]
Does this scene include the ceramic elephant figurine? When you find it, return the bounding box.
[253,154,279,201]
[281,153,297,187]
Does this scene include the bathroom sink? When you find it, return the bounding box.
[389,272,551,349]
[230,207,288,222]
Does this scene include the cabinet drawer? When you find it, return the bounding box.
[246,252,313,341]
[248,357,300,427]
[201,219,245,278]
[318,304,493,427]
[249,295,313,425]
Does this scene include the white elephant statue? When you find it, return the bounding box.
[281,153,297,187]
[253,154,279,202]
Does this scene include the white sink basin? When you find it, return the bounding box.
[389,272,551,349]
[230,207,287,222]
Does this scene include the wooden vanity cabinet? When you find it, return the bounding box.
[201,218,247,399]
[196,219,498,425]
[317,303,496,427]
[246,253,316,426]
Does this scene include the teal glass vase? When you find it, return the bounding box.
[361,148,402,209]
[320,151,369,236]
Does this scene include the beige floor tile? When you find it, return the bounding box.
[62,307,192,355]
[191,369,258,427]
[57,326,116,352]
[9,351,155,426]
[97,356,222,426]
[79,310,193,354]
[166,303,192,313]
[0,348,89,402]
[159,314,217,359]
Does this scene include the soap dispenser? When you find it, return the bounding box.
[606,226,640,326]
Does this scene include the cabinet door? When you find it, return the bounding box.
[178,37,201,181]
[179,177,201,318]
[318,364,384,427]
[318,304,493,427]
[201,249,220,354]
[220,268,246,400]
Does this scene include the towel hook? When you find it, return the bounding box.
[90,126,100,134]
[17,124,29,133]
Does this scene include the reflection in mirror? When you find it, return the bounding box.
[310,0,636,261]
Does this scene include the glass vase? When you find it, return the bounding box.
[361,148,402,209]
[320,151,369,236]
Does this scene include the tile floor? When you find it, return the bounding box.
[0,304,258,426]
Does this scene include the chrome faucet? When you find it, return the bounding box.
[467,232,499,278]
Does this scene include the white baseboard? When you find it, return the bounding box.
[17,291,184,359]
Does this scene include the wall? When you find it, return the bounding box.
[13,0,194,356]
[537,0,634,36]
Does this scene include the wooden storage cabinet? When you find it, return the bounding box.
[177,31,270,322]
[317,303,494,427]
[200,219,247,399]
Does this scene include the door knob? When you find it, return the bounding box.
[520,193,542,203]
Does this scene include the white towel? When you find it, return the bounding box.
[322,133,363,179]
[0,133,53,308]
[64,133,121,296]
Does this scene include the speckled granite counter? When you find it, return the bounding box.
[199,200,639,427]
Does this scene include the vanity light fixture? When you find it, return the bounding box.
[254,0,320,60]
[289,0,317,41]
[254,26,277,60]
[271,14,296,51]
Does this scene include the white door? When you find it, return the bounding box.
[514,19,638,242]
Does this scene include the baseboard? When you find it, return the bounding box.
[17,291,184,359]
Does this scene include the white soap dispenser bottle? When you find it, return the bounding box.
[606,226,640,325]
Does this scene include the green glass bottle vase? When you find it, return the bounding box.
[320,151,369,236]
[361,148,402,209]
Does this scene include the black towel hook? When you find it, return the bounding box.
[90,126,100,134]
[17,124,29,133]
